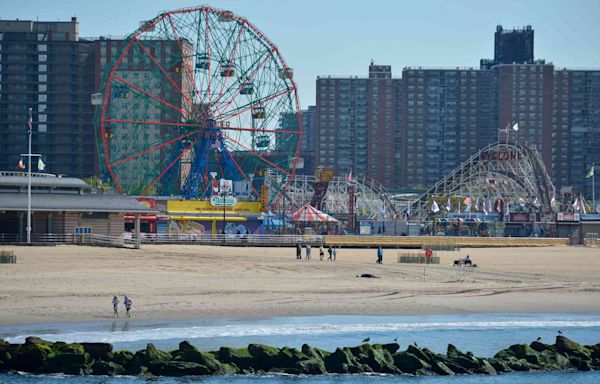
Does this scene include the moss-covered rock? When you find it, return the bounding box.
[324,347,358,373]
[218,347,255,370]
[144,343,172,363]
[81,342,112,360]
[108,350,134,368]
[43,351,92,375]
[8,342,53,372]
[301,344,330,360]
[363,347,400,374]
[296,357,327,374]
[173,347,234,374]
[487,357,512,373]
[406,345,435,364]
[530,341,553,353]
[57,343,86,355]
[91,360,125,376]
[247,343,280,370]
[275,346,307,369]
[555,336,591,359]
[393,351,431,374]
[381,343,400,354]
[431,360,455,375]
[149,361,210,376]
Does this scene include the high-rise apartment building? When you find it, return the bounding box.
[314,25,599,201]
[494,62,555,168]
[316,62,400,187]
[553,69,600,198]
[494,25,534,65]
[400,67,485,187]
[0,18,96,178]
[93,37,192,192]
[278,105,317,175]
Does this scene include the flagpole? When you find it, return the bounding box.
[593,163,596,210]
[27,108,32,244]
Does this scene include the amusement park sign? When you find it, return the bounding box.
[210,195,237,207]
[480,149,523,161]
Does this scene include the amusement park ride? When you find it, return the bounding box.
[92,6,574,230]
[94,6,301,207]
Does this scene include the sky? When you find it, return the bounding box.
[2,0,600,107]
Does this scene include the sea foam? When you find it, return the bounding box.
[5,319,600,344]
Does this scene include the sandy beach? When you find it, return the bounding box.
[0,244,599,326]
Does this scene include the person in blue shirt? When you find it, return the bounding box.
[124,296,132,318]
[376,246,383,264]
[112,296,119,317]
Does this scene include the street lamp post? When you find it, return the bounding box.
[222,190,227,235]
[27,108,32,244]
[380,193,387,235]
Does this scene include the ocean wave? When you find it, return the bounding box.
[5,319,600,344]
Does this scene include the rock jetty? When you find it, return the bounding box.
[0,336,598,377]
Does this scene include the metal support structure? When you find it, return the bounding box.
[134,214,141,248]
[265,171,398,223]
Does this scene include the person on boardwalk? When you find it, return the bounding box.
[305,244,312,260]
[319,245,325,261]
[112,295,119,317]
[327,246,334,261]
[296,243,302,260]
[376,246,383,264]
[124,295,132,318]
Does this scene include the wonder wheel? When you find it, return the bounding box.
[95,6,301,203]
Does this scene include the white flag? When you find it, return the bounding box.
[482,200,488,215]
[572,198,580,212]
[512,122,519,131]
[37,158,45,171]
[431,200,440,213]
[550,196,557,209]
[445,197,451,212]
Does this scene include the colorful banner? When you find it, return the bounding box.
[167,200,262,214]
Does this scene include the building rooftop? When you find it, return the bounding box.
[0,172,90,191]
[0,193,154,213]
[0,171,154,213]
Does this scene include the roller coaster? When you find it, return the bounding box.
[406,141,557,221]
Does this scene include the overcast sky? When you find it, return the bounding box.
[3,0,600,107]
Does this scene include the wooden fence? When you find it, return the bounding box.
[0,249,16,264]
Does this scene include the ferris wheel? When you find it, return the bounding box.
[95,6,302,204]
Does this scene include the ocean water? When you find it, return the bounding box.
[1,313,599,383]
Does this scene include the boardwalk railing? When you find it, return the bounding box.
[137,233,325,247]
[0,233,569,248]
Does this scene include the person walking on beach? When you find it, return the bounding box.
[319,245,325,261]
[124,295,132,318]
[112,295,119,317]
[376,246,383,264]
[327,246,334,261]
[333,247,337,261]
[296,243,302,260]
[305,244,312,260]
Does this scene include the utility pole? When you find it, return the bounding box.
[27,108,32,244]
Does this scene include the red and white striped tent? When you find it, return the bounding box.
[291,203,338,223]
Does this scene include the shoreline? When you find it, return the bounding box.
[2,299,600,328]
[1,244,599,327]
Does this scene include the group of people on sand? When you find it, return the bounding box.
[296,243,337,261]
[112,295,132,318]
